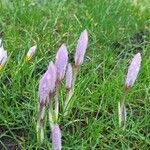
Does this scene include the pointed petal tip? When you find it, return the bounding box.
[137,52,141,58]
[30,45,37,51]
[83,29,88,34]
[48,61,54,67]
[59,43,68,53]
[33,45,37,48]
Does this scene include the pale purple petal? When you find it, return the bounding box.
[52,124,62,150]
[38,74,49,104]
[47,61,57,93]
[55,44,68,81]
[75,29,88,66]
[66,63,73,89]
[125,53,142,87]
[38,61,56,104]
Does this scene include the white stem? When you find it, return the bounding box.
[118,100,126,128]
[63,89,72,116]
[55,81,60,121]
[49,103,54,128]
[37,103,45,143]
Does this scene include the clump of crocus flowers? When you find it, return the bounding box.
[37,29,88,149]
[118,53,142,128]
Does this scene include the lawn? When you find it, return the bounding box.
[0,0,150,149]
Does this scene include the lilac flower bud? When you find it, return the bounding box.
[55,44,68,81]
[52,124,62,150]
[75,29,88,66]
[38,61,56,104]
[0,48,7,64]
[125,53,142,88]
[26,45,37,61]
[0,43,8,70]
[66,63,73,89]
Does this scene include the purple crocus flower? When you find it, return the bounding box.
[75,29,88,66]
[125,53,142,88]
[66,63,73,90]
[38,61,56,104]
[55,44,68,81]
[52,124,62,150]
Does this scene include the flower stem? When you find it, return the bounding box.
[118,87,129,128]
[63,66,79,116]
[48,102,54,128]
[37,103,45,144]
[55,80,60,122]
[118,99,126,128]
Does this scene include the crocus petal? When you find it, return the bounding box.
[55,44,68,81]
[125,53,142,87]
[38,74,49,104]
[66,63,73,89]
[38,61,56,104]
[75,29,88,66]
[47,61,57,93]
[52,124,62,150]
[26,45,37,61]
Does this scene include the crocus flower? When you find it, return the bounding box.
[66,63,73,90]
[38,61,56,104]
[52,124,62,150]
[26,45,37,61]
[125,53,142,88]
[0,43,8,70]
[55,44,68,81]
[75,29,88,66]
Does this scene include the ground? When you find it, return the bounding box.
[0,0,150,149]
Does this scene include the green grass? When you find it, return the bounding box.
[0,0,150,149]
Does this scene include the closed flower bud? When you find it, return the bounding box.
[0,42,8,70]
[38,61,56,104]
[52,124,62,150]
[66,63,73,89]
[55,44,68,81]
[26,45,37,61]
[75,29,88,66]
[125,53,142,88]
